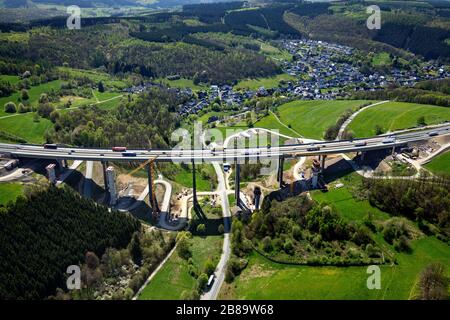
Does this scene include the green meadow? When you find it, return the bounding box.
[347,102,450,137]
[234,74,296,91]
[255,100,371,139]
[424,150,450,177]
[219,236,449,300]
[138,235,223,300]
[0,182,24,206]
[220,171,450,300]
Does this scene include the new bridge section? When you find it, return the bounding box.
[0,125,449,163]
[1,124,449,228]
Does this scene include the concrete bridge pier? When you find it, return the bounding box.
[106,166,117,206]
[46,163,57,184]
[320,155,327,172]
[56,159,67,170]
[101,161,109,190]
[235,162,240,207]
[147,162,159,216]
[360,151,365,162]
[192,160,198,207]
[277,155,284,188]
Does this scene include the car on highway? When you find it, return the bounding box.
[241,149,260,156]
[428,131,438,137]
[112,146,127,152]
[382,136,396,144]
[354,141,367,147]
[122,152,137,157]
[307,144,320,151]
[43,144,58,150]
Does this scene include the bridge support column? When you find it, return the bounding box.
[192,160,198,207]
[101,161,109,190]
[321,155,327,173]
[360,151,365,162]
[56,159,64,170]
[46,163,56,184]
[147,162,158,217]
[277,155,284,188]
[106,166,117,206]
[235,162,240,207]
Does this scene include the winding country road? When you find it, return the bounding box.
[336,100,390,140]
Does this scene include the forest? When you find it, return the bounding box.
[229,194,383,267]
[0,185,141,299]
[47,87,181,149]
[364,176,450,240]
[352,79,450,107]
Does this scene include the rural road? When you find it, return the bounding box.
[336,100,390,140]
[201,162,231,300]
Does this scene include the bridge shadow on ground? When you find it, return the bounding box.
[323,158,354,184]
[64,170,107,203]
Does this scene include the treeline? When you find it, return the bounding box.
[130,24,235,43]
[108,40,280,84]
[183,1,244,24]
[224,5,299,36]
[47,87,181,149]
[1,23,279,84]
[0,186,141,299]
[364,176,450,239]
[289,2,331,17]
[231,194,383,266]
[284,4,450,62]
[374,23,450,61]
[416,78,450,95]
[352,86,450,107]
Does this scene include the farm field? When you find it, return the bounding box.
[234,73,296,91]
[220,169,450,299]
[57,67,128,89]
[255,100,371,139]
[219,235,450,300]
[157,77,205,91]
[138,235,223,300]
[347,102,450,137]
[424,150,450,177]
[0,80,63,117]
[198,111,233,125]
[371,52,391,67]
[171,164,216,191]
[0,90,123,143]
[0,113,53,143]
[312,185,390,222]
[0,75,21,85]
[0,182,24,206]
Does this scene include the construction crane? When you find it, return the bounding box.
[128,156,159,218]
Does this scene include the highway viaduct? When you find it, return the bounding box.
[0,124,449,215]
